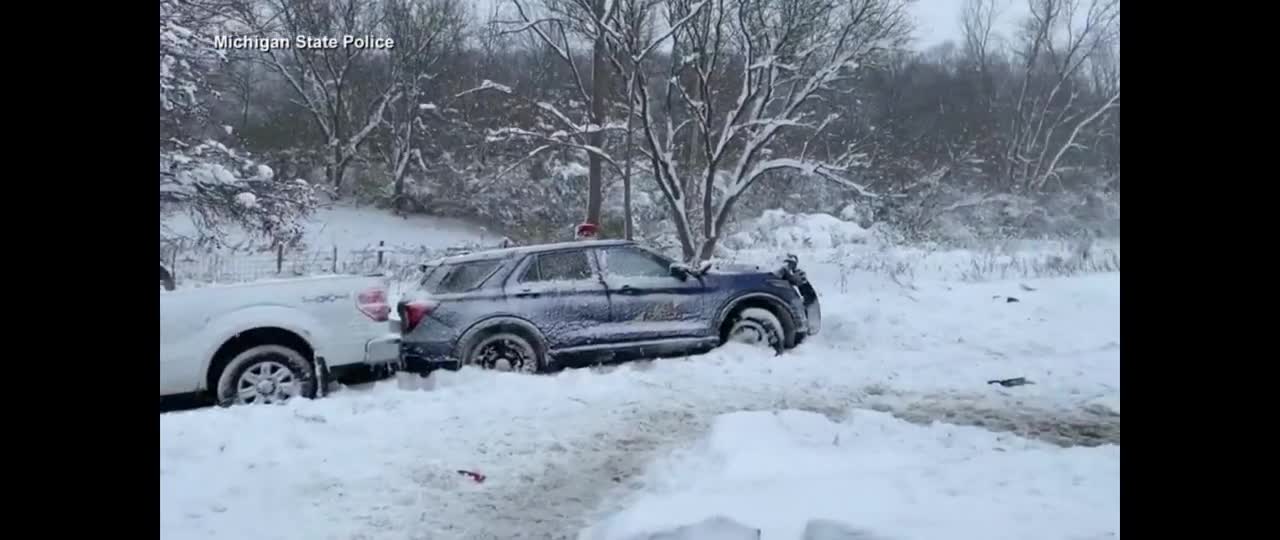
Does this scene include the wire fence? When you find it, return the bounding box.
[161,240,504,285]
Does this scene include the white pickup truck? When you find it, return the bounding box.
[159,265,400,406]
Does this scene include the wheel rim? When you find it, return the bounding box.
[473,337,536,373]
[729,320,775,348]
[234,360,302,405]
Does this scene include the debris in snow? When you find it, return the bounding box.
[456,470,486,483]
[992,295,1020,303]
[1019,283,1037,292]
[234,192,258,208]
[987,377,1033,388]
[292,411,326,424]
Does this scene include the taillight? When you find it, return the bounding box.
[356,287,391,322]
[400,300,437,332]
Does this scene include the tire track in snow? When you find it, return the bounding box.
[396,375,1119,539]
[878,399,1120,447]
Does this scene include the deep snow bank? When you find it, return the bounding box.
[583,409,1119,540]
[706,209,1118,286]
[723,209,872,251]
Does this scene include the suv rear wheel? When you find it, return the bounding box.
[463,332,543,373]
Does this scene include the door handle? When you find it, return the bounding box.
[619,286,640,295]
[514,289,541,298]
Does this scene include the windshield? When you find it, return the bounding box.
[632,245,675,267]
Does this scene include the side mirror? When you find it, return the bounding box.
[669,264,689,280]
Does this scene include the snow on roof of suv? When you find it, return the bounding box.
[425,239,636,266]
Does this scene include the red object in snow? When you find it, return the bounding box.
[575,222,599,240]
[457,470,486,483]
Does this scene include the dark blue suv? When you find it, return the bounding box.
[396,239,820,373]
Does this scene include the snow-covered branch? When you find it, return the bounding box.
[622,0,907,260]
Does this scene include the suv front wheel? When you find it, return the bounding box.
[725,307,786,353]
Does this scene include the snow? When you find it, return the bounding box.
[725,209,872,250]
[555,161,590,178]
[478,79,513,93]
[161,204,492,252]
[583,409,1119,540]
[234,192,257,208]
[161,262,1118,539]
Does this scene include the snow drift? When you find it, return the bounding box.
[723,209,872,251]
[583,409,1119,540]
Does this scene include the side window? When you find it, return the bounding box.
[433,260,501,293]
[523,251,593,282]
[603,247,670,278]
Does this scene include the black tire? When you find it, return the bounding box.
[725,307,787,354]
[461,330,545,374]
[214,344,317,406]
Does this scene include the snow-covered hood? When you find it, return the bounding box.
[708,262,770,275]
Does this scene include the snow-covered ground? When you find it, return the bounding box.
[160,257,1119,540]
[584,409,1119,540]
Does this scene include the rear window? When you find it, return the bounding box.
[420,260,501,293]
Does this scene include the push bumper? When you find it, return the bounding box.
[400,342,461,375]
[314,334,403,395]
[780,254,821,336]
[365,333,402,365]
[798,280,821,335]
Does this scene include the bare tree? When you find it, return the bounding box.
[378,0,468,209]
[961,0,1004,74]
[161,0,317,247]
[613,0,664,239]
[231,0,399,189]
[1004,0,1120,191]
[631,0,910,261]
[493,0,624,228]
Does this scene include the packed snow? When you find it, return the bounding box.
[160,249,1119,540]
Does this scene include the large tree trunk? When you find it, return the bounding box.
[329,149,349,189]
[586,0,609,226]
[622,67,637,240]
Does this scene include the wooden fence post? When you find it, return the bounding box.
[332,246,338,273]
[377,240,385,267]
[276,245,284,274]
